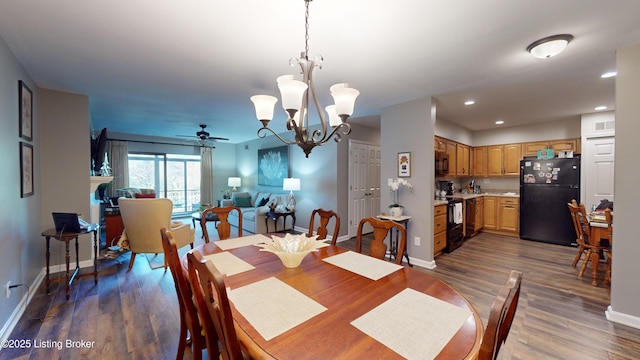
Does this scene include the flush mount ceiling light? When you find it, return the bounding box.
[594,106,608,111]
[601,71,617,78]
[251,0,359,158]
[464,100,475,106]
[527,34,574,59]
[495,120,504,125]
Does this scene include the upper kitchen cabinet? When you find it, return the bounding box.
[456,143,470,176]
[521,138,579,157]
[434,136,447,152]
[472,147,487,177]
[445,140,457,177]
[487,143,521,176]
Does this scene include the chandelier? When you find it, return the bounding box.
[250,0,360,157]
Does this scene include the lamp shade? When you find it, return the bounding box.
[250,95,278,121]
[283,178,301,192]
[527,34,573,59]
[325,105,341,127]
[330,83,360,116]
[277,75,308,112]
[228,177,241,187]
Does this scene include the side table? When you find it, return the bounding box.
[378,215,412,267]
[41,224,100,300]
[265,211,296,233]
[192,211,219,238]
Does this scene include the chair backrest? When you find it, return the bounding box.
[160,228,202,353]
[307,208,340,244]
[567,200,584,246]
[187,251,243,360]
[478,270,523,360]
[201,206,242,242]
[119,198,173,253]
[355,217,406,265]
[605,208,613,242]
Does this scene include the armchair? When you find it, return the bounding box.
[119,198,195,270]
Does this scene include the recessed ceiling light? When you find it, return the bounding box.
[495,120,504,125]
[601,72,617,78]
[527,34,574,59]
[464,100,475,106]
[594,106,608,111]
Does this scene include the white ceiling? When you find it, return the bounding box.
[1,1,639,144]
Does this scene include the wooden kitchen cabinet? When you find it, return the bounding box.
[521,138,579,157]
[472,147,487,177]
[475,197,484,233]
[498,197,519,233]
[456,143,470,176]
[487,144,521,176]
[483,196,498,230]
[445,141,457,177]
[434,204,447,255]
[434,136,447,152]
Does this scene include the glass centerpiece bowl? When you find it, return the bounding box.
[256,233,327,268]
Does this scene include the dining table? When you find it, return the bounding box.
[181,234,483,359]
[588,212,612,286]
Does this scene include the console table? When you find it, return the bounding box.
[378,215,412,266]
[41,224,99,300]
[265,210,296,233]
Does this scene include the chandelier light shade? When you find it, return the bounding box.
[227,177,241,192]
[251,0,360,158]
[527,34,574,59]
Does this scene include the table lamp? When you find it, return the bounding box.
[283,178,300,211]
[228,177,241,192]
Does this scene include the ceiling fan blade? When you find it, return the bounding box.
[209,136,229,141]
[175,134,195,138]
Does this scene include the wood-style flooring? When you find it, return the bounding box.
[4,223,640,359]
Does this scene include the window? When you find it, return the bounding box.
[128,153,201,216]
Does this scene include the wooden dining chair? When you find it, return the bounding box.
[308,208,340,244]
[355,217,406,265]
[570,202,610,285]
[201,206,242,243]
[478,270,523,360]
[568,199,586,267]
[604,208,613,285]
[160,228,205,360]
[187,251,264,360]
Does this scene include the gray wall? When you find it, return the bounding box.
[381,97,435,265]
[609,43,640,322]
[0,34,42,330]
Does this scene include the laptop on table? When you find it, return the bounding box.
[52,212,89,233]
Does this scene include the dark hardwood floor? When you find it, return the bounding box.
[4,223,640,359]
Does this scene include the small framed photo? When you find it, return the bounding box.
[20,142,34,197]
[19,80,33,141]
[398,151,411,177]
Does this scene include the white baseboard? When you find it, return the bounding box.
[0,268,45,345]
[606,305,640,329]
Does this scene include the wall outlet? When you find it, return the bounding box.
[414,236,420,246]
[5,281,11,299]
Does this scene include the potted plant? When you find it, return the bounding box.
[388,178,413,218]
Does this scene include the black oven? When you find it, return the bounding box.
[445,198,464,253]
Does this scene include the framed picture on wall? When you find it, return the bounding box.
[258,146,289,186]
[19,80,33,141]
[398,151,411,177]
[20,142,34,197]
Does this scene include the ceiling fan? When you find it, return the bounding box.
[176,124,229,146]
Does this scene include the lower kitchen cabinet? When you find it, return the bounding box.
[482,196,519,236]
[483,196,498,230]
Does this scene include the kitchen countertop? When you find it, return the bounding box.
[434,192,519,206]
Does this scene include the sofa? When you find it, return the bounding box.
[222,191,293,234]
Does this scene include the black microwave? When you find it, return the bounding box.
[435,152,449,176]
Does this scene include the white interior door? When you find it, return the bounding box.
[348,141,380,237]
[584,136,615,210]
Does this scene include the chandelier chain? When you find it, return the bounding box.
[304,0,310,59]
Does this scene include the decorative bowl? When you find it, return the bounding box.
[256,233,327,268]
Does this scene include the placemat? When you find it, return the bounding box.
[351,288,472,359]
[228,277,327,341]
[203,252,255,276]
[215,234,270,251]
[322,251,403,280]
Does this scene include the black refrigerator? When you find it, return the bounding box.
[520,157,580,246]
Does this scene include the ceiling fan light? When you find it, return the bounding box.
[250,95,278,121]
[277,75,308,112]
[527,34,573,59]
[330,83,360,116]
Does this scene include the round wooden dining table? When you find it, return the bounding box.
[182,238,483,359]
